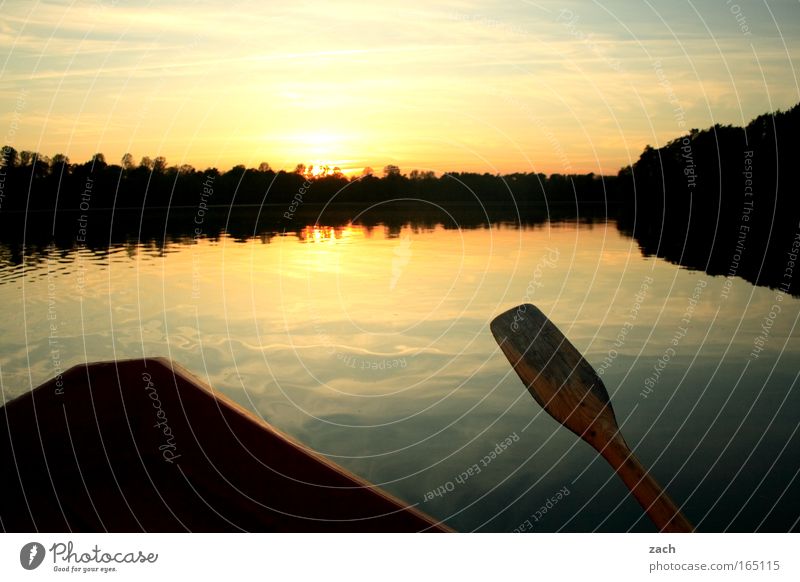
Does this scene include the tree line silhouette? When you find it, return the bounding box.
[1,101,798,293]
[0,148,615,213]
[617,102,800,295]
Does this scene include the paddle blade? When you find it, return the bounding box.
[491,304,694,532]
[490,304,619,443]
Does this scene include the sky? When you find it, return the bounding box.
[1,0,799,175]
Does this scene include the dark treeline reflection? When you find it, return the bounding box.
[1,103,798,294]
[0,202,610,268]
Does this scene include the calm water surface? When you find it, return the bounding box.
[1,219,798,531]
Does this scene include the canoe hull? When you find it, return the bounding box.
[0,358,449,532]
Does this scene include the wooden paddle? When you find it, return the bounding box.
[490,304,693,532]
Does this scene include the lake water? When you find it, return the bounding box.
[1,216,798,532]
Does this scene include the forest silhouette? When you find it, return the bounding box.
[1,102,798,294]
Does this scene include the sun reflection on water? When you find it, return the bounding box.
[298,224,364,244]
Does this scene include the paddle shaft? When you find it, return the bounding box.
[601,436,694,532]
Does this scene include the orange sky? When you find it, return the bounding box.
[1,1,798,175]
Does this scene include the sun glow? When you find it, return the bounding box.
[280,130,365,177]
[293,131,346,158]
[305,162,342,177]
